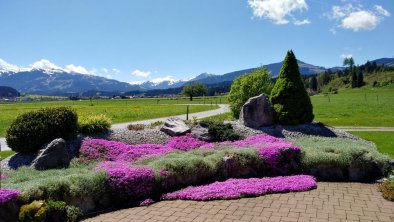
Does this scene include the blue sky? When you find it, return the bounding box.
[0,0,393,83]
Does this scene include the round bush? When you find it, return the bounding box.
[228,67,273,118]
[78,114,112,135]
[6,107,78,153]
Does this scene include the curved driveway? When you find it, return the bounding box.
[111,104,230,130]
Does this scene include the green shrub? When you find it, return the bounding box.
[294,137,391,181]
[379,178,394,201]
[19,200,82,222]
[228,67,273,118]
[150,121,164,128]
[140,148,263,191]
[127,124,145,131]
[3,162,109,205]
[270,50,314,125]
[199,120,244,142]
[78,114,112,135]
[6,107,78,153]
[19,200,49,222]
[66,205,83,222]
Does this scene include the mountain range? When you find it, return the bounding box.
[1,58,393,95]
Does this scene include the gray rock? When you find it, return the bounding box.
[240,94,274,127]
[31,138,70,170]
[389,159,394,168]
[160,117,191,136]
[191,125,213,142]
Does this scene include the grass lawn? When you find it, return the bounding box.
[349,131,394,158]
[201,112,235,121]
[0,150,15,159]
[0,97,223,136]
[208,85,394,128]
[310,85,394,127]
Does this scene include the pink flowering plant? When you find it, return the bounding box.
[228,135,300,174]
[80,139,173,163]
[94,161,155,200]
[165,134,208,151]
[139,198,155,206]
[0,188,20,204]
[162,175,316,201]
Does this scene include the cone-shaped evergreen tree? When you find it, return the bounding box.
[270,50,314,125]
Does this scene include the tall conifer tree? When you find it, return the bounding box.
[270,50,314,125]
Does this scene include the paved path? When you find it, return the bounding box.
[84,182,394,222]
[335,126,394,132]
[111,104,230,130]
[0,105,230,151]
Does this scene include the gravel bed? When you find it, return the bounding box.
[95,127,171,145]
[229,121,361,140]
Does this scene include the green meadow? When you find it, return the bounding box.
[0,97,223,137]
[310,85,394,127]
[349,131,394,158]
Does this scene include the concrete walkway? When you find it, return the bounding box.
[335,126,394,132]
[83,182,394,222]
[0,105,230,151]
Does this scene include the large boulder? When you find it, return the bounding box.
[160,117,191,136]
[191,125,213,142]
[31,138,70,170]
[240,94,274,127]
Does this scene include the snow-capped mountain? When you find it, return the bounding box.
[2,57,392,95]
[0,59,141,94]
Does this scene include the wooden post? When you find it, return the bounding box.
[186,105,189,120]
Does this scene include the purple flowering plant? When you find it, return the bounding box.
[80,139,173,163]
[139,198,155,206]
[0,188,20,204]
[162,175,316,201]
[94,161,155,200]
[165,134,208,151]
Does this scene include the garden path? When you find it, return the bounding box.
[110,104,230,130]
[0,105,230,151]
[83,182,394,222]
[335,126,394,132]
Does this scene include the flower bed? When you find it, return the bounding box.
[162,175,316,201]
[80,139,173,162]
[3,133,391,221]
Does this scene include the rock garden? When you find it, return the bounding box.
[1,51,393,222]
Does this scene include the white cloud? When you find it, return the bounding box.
[329,28,337,34]
[65,64,90,74]
[112,68,120,74]
[293,19,310,26]
[129,80,146,85]
[150,76,176,84]
[328,4,390,32]
[342,11,379,31]
[90,67,121,76]
[0,58,122,77]
[340,53,353,59]
[31,59,63,71]
[132,69,151,78]
[375,5,390,17]
[0,58,20,72]
[248,0,309,25]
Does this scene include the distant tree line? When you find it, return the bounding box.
[303,58,394,93]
